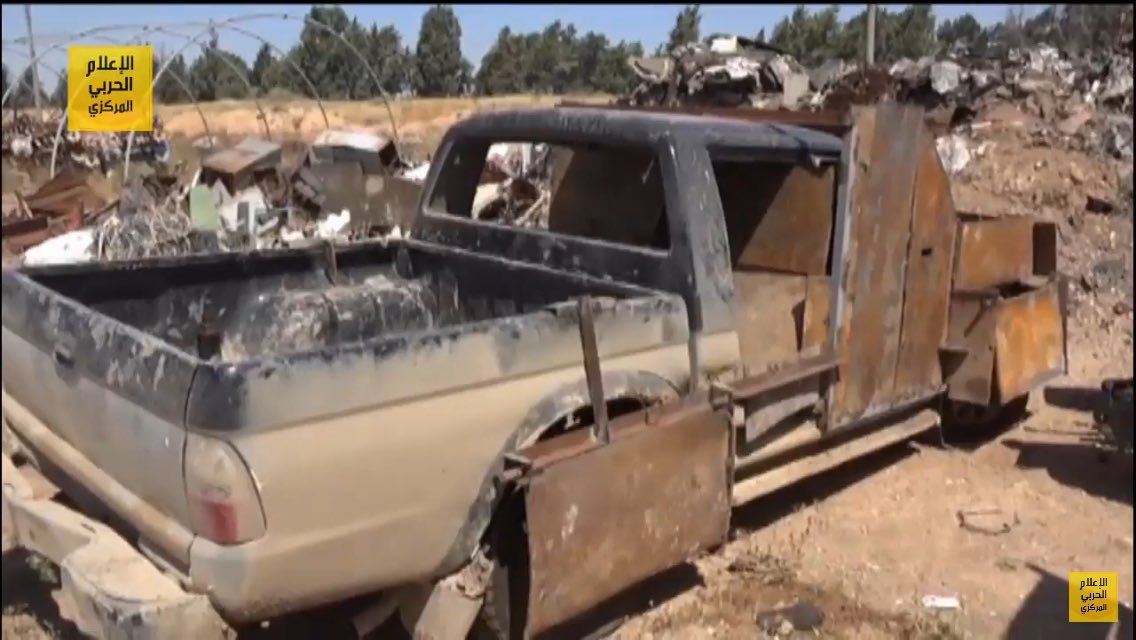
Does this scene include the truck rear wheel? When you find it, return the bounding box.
[472,495,529,640]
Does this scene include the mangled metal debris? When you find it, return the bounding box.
[3,127,431,265]
[1,109,170,171]
[626,37,813,110]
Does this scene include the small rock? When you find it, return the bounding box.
[1114,301,1132,315]
[1086,195,1116,214]
[757,600,825,635]
[1057,107,1093,135]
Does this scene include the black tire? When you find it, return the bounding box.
[941,393,1030,436]
[472,496,529,640]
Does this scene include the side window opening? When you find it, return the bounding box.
[710,149,839,371]
[428,138,670,251]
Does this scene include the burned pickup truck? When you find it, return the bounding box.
[1,104,1067,639]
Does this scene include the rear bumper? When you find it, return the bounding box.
[1,454,229,640]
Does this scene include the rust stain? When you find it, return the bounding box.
[730,164,835,276]
[802,275,831,351]
[893,125,957,397]
[832,104,920,424]
[942,295,998,406]
[994,284,1065,401]
[953,216,1037,291]
[522,401,731,636]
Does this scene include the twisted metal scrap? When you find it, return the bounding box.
[94,200,202,261]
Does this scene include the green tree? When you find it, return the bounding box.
[936,13,984,50]
[188,45,251,101]
[7,67,47,109]
[592,40,644,94]
[415,5,468,97]
[365,24,413,95]
[250,43,275,93]
[153,53,189,104]
[291,5,356,98]
[664,4,702,52]
[50,76,68,108]
[834,5,937,63]
[477,27,528,95]
[770,5,843,66]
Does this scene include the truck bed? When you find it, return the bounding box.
[3,239,681,430]
[15,239,643,362]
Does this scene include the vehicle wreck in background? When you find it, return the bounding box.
[1,102,1068,639]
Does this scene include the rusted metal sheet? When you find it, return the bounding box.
[2,211,85,255]
[522,402,731,636]
[732,270,806,371]
[942,294,998,405]
[0,172,105,257]
[201,137,282,192]
[737,348,838,442]
[20,170,107,219]
[729,163,835,275]
[309,129,399,173]
[831,104,921,424]
[802,275,831,351]
[953,216,1039,291]
[892,126,958,398]
[994,283,1066,400]
[576,296,611,444]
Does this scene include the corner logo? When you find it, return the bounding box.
[66,45,153,133]
[1069,572,1119,623]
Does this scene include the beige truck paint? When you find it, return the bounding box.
[3,292,741,622]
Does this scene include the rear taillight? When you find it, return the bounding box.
[184,433,266,545]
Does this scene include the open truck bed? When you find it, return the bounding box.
[1,237,692,634]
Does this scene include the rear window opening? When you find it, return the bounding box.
[426,138,670,251]
[710,150,839,370]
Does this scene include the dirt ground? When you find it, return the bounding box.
[2,100,1133,640]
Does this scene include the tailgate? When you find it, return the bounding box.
[1,270,197,564]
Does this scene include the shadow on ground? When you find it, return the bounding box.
[1002,437,1134,505]
[998,384,1136,506]
[1007,564,1132,639]
[1045,384,1134,453]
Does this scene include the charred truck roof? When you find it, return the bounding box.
[412,106,847,337]
[438,106,844,157]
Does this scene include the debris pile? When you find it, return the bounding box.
[624,36,1134,168]
[4,129,432,266]
[1,110,171,171]
[471,142,553,227]
[625,36,812,110]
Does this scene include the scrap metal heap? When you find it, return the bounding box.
[1,109,171,171]
[624,34,1134,170]
[2,130,432,265]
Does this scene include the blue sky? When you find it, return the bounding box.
[3,4,1041,91]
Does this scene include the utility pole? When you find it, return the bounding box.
[23,4,42,108]
[865,4,877,68]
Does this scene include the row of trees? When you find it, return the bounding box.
[2,4,1131,108]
